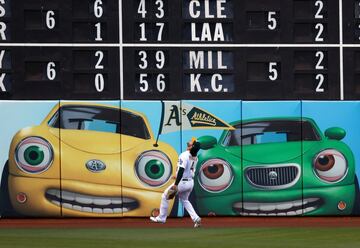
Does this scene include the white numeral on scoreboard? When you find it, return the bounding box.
[269,62,278,81]
[95,73,104,92]
[157,74,165,92]
[95,22,102,41]
[138,51,148,69]
[155,0,164,18]
[156,23,164,41]
[95,51,104,69]
[315,0,324,19]
[315,74,324,92]
[315,23,324,42]
[315,51,324,70]
[94,0,103,18]
[46,11,55,29]
[155,51,165,69]
[267,12,277,30]
[139,23,147,41]
[139,74,149,92]
[138,0,147,18]
[47,62,56,80]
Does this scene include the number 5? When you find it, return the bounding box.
[269,62,278,81]
[267,12,277,30]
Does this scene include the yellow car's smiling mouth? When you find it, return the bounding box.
[45,189,139,214]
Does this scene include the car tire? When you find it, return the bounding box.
[0,161,19,217]
[352,175,360,215]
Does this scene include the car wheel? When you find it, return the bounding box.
[0,161,19,217]
[352,175,360,215]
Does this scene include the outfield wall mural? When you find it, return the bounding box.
[0,100,359,217]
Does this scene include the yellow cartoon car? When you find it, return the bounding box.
[1,102,178,217]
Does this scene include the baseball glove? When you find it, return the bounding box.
[166,185,178,200]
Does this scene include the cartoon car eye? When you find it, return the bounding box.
[135,150,172,187]
[313,149,347,183]
[199,159,233,192]
[15,137,54,174]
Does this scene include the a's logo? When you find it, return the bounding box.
[86,160,106,173]
[269,171,278,180]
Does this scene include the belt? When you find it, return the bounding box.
[182,178,192,181]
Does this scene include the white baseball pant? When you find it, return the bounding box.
[157,179,200,222]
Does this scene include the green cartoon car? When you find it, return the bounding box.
[195,117,359,216]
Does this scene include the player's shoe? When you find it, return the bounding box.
[194,217,201,228]
[150,216,165,224]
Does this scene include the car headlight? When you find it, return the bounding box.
[135,150,172,187]
[313,149,348,183]
[15,137,54,174]
[198,158,233,192]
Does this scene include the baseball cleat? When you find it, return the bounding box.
[194,217,201,228]
[150,216,165,224]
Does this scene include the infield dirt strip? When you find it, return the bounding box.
[0,217,360,228]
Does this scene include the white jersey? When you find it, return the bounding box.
[177,150,198,179]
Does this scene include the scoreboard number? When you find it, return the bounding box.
[268,62,278,81]
[315,23,324,42]
[95,50,105,92]
[315,0,324,19]
[45,11,56,30]
[94,0,104,18]
[267,12,277,30]
[155,0,165,19]
[138,0,147,18]
[95,51,104,69]
[46,62,56,81]
[315,51,325,93]
[95,23,103,41]
[315,74,325,92]
[95,73,104,92]
[315,51,324,70]
[155,51,165,69]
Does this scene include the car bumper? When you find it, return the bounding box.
[8,175,172,217]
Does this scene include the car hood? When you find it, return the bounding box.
[49,128,148,154]
[224,142,317,164]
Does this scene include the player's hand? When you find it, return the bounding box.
[166,185,178,200]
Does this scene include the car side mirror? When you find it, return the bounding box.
[197,136,217,150]
[325,127,346,140]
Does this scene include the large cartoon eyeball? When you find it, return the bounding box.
[313,149,347,183]
[198,159,233,192]
[135,151,172,187]
[15,137,54,174]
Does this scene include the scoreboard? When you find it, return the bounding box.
[0,0,360,100]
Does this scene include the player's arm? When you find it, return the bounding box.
[174,155,186,186]
[174,167,184,186]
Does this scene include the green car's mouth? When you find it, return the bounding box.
[233,198,323,216]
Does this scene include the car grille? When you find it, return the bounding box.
[245,164,300,190]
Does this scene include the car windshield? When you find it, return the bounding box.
[222,120,320,146]
[48,106,150,139]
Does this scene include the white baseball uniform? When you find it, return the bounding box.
[156,150,200,223]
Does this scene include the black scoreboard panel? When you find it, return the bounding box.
[123,0,339,44]
[2,0,119,43]
[0,46,120,99]
[123,47,340,100]
[0,0,359,100]
[344,48,360,99]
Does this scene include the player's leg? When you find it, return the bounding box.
[151,184,173,223]
[178,180,200,222]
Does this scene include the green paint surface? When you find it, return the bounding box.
[0,227,360,248]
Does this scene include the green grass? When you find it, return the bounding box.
[0,227,359,248]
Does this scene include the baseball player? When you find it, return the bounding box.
[150,137,202,228]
